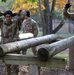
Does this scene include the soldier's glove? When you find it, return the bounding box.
[65,3,71,9]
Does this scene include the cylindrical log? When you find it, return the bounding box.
[37,36,74,61]
[0,34,59,56]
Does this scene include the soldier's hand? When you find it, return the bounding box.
[0,11,3,16]
[65,3,71,9]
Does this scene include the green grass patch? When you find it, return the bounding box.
[57,33,74,39]
[54,53,69,59]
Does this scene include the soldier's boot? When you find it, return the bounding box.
[32,47,37,55]
[11,65,19,75]
[6,64,11,75]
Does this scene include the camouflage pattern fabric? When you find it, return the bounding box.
[16,17,24,30]
[16,9,26,30]
[0,20,19,75]
[22,18,38,37]
[1,20,19,44]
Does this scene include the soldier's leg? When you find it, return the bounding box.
[22,49,27,54]
[11,65,19,75]
[32,47,37,55]
[6,64,11,75]
[10,52,20,75]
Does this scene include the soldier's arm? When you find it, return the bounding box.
[0,18,3,27]
[21,21,25,33]
[16,18,22,31]
[14,21,19,40]
[63,3,74,20]
[33,22,39,37]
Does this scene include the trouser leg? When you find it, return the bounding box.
[32,47,37,55]
[6,64,11,75]
[22,47,37,55]
[22,49,27,54]
[6,64,19,75]
[11,65,19,75]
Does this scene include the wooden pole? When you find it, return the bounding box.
[0,54,66,68]
[0,34,59,56]
[37,36,74,61]
[29,64,40,75]
[69,46,74,70]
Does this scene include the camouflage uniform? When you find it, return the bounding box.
[63,3,74,20]
[1,20,19,75]
[22,18,38,55]
[1,20,19,43]
[22,18,38,37]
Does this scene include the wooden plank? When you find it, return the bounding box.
[69,46,74,70]
[29,64,40,75]
[0,54,66,68]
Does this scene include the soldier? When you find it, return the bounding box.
[0,10,19,75]
[21,10,38,55]
[0,9,26,31]
[63,3,74,20]
[16,9,26,30]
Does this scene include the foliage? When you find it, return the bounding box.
[12,0,70,12]
[1,0,70,12]
[12,0,44,13]
[27,0,38,3]
[49,0,68,10]
[1,0,74,12]
[1,0,6,2]
[31,13,42,27]
[52,11,64,20]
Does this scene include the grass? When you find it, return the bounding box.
[57,33,74,39]
[27,48,33,55]
[27,49,69,59]
[54,53,69,59]
[38,31,74,38]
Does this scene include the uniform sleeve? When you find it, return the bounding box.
[32,22,39,37]
[16,18,22,31]
[21,21,24,33]
[14,21,19,40]
[0,18,3,27]
[16,24,19,37]
[63,8,74,20]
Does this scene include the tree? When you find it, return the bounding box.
[1,0,6,2]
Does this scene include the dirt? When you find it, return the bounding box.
[0,64,74,75]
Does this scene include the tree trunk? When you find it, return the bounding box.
[50,0,56,34]
[43,0,51,35]
[38,0,45,35]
